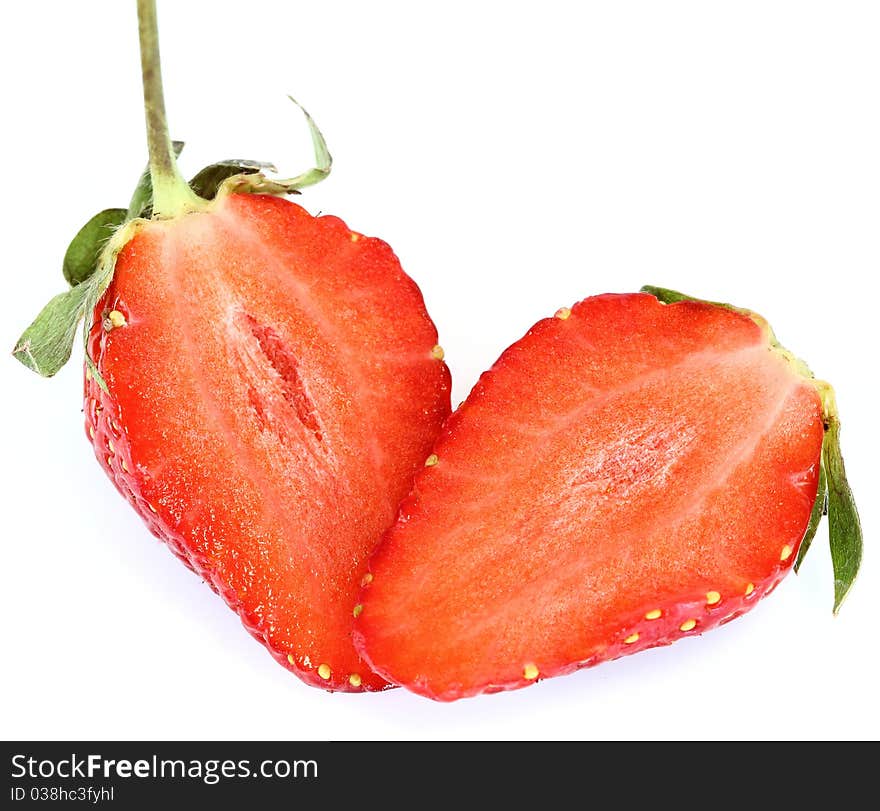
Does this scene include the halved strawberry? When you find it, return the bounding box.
[13,1,450,692]
[354,290,861,700]
[84,193,449,691]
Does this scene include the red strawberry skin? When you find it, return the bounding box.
[355,293,823,700]
[85,193,450,692]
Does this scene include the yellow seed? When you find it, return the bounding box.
[106,456,112,466]
[317,663,332,680]
[107,310,126,328]
[349,673,362,688]
[706,590,721,606]
[287,653,295,666]
[85,368,92,382]
[360,573,373,587]
[350,232,360,242]
[425,453,439,467]
[88,426,95,439]
[148,502,158,514]
[108,439,115,454]
[121,460,130,473]
[780,545,793,561]
[680,619,697,632]
[624,633,640,644]
[745,582,755,596]
[523,663,539,680]
[644,609,662,620]
[554,307,571,320]
[431,344,445,361]
[353,604,363,618]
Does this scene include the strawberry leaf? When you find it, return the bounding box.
[221,97,332,197]
[823,417,862,614]
[12,284,91,376]
[795,462,828,572]
[80,263,114,392]
[279,96,332,189]
[63,208,127,287]
[13,223,132,380]
[640,285,737,311]
[190,159,276,201]
[641,285,699,304]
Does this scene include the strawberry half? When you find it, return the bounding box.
[354,290,861,700]
[85,193,449,691]
[13,2,449,691]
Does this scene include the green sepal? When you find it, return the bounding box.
[189,159,276,201]
[640,285,738,312]
[15,139,178,378]
[13,256,114,379]
[62,143,186,291]
[80,260,114,393]
[219,97,332,197]
[127,140,185,220]
[13,222,135,381]
[62,208,127,287]
[795,462,828,572]
[16,96,331,380]
[280,96,332,190]
[12,284,91,376]
[823,416,862,614]
[84,352,108,393]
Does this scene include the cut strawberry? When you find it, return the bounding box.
[85,193,449,691]
[355,291,861,700]
[13,1,449,691]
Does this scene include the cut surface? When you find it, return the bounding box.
[85,194,450,691]
[355,293,823,700]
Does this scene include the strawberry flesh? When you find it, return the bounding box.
[85,193,450,691]
[355,293,823,700]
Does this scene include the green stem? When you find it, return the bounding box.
[136,0,202,218]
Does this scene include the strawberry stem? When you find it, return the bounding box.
[136,0,204,218]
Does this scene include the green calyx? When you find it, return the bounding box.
[814,384,863,614]
[640,285,735,309]
[642,285,862,613]
[12,0,332,385]
[14,221,139,386]
[11,97,331,383]
[795,462,827,573]
[185,99,332,201]
[62,209,128,287]
[218,97,332,197]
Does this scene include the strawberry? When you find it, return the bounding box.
[354,289,861,700]
[13,0,449,691]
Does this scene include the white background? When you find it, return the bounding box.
[2,1,878,740]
